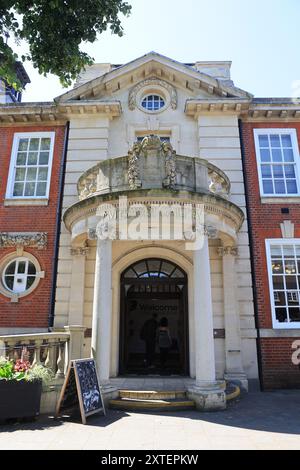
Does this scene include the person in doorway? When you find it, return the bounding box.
[157,317,172,369]
[140,313,158,368]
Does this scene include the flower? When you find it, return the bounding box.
[13,359,31,373]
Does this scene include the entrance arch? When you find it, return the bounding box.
[119,258,189,375]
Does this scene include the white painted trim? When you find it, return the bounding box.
[254,128,300,197]
[265,238,300,329]
[5,131,55,201]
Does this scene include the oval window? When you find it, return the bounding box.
[141,94,165,111]
[3,257,37,293]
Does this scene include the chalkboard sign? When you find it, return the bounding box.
[56,359,105,424]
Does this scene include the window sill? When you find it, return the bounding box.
[4,198,49,206]
[261,196,300,204]
[260,328,300,337]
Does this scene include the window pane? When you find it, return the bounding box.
[18,138,29,151]
[4,276,14,290]
[13,182,24,196]
[38,168,48,181]
[38,152,49,165]
[285,276,297,289]
[283,246,295,258]
[284,165,296,178]
[28,152,38,165]
[271,149,282,162]
[29,138,39,151]
[5,261,16,275]
[260,149,271,162]
[274,291,286,305]
[262,180,273,194]
[272,276,284,289]
[27,262,36,275]
[270,135,280,147]
[281,134,292,147]
[289,308,300,322]
[285,262,297,276]
[26,168,37,181]
[287,180,298,194]
[272,260,283,273]
[275,307,287,322]
[272,165,284,178]
[16,152,27,165]
[41,138,51,150]
[271,246,282,257]
[274,180,285,194]
[26,276,36,289]
[17,261,26,274]
[261,165,272,177]
[15,168,26,181]
[283,148,294,162]
[36,182,47,196]
[258,134,269,147]
[24,182,35,196]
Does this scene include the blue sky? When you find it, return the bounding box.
[19,0,300,102]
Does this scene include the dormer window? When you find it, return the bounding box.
[141,94,165,112]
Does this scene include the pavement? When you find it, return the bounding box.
[0,390,300,450]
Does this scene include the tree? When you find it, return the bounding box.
[0,0,131,89]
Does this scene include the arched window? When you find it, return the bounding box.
[122,258,185,279]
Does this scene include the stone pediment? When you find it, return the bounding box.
[55,52,252,103]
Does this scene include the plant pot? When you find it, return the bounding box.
[0,380,42,421]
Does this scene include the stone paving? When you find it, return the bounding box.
[0,390,300,450]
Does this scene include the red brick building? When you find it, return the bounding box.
[0,102,67,333]
[241,100,300,389]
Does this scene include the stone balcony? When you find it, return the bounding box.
[77,135,230,201]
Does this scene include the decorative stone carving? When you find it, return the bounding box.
[208,167,230,197]
[194,224,218,239]
[280,220,294,238]
[128,78,177,110]
[79,175,97,201]
[217,246,238,257]
[128,142,142,190]
[0,232,47,250]
[162,142,177,190]
[70,246,90,256]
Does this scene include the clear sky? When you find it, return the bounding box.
[17,0,300,102]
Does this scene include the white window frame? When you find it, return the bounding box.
[254,128,300,197]
[6,132,55,200]
[266,239,300,329]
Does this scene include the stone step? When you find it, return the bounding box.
[109,396,195,412]
[119,390,186,400]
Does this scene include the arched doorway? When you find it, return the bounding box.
[119,258,189,376]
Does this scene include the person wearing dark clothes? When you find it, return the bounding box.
[157,317,172,369]
[140,314,158,367]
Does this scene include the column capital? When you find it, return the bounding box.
[217,245,238,257]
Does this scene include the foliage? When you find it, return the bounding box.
[0,0,132,89]
[0,356,54,385]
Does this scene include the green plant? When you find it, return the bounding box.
[0,356,54,385]
[26,364,54,386]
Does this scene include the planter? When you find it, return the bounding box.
[0,380,42,421]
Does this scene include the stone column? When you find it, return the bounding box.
[218,245,248,390]
[91,236,113,385]
[188,228,226,410]
[69,245,89,325]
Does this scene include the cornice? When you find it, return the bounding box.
[185,98,251,117]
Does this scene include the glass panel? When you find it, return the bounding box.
[262,180,273,194]
[4,276,14,290]
[29,138,40,151]
[281,134,292,147]
[272,276,284,289]
[274,180,285,194]
[13,182,24,196]
[171,268,185,278]
[36,182,47,196]
[261,165,272,178]
[123,268,136,278]
[18,138,29,151]
[38,152,49,165]
[274,291,285,305]
[27,262,36,275]
[287,180,298,194]
[272,165,284,178]
[287,292,299,305]
[38,167,48,181]
[271,149,282,162]
[24,182,35,196]
[270,134,280,147]
[271,246,282,257]
[284,165,296,178]
[132,261,147,276]
[285,276,297,289]
[17,261,26,274]
[5,261,16,275]
[275,307,288,322]
[15,168,26,181]
[260,149,271,162]
[26,276,35,289]
[41,138,51,150]
[26,168,37,181]
[272,260,283,274]
[16,152,26,165]
[283,148,294,162]
[288,307,300,322]
[160,261,176,276]
[27,152,38,165]
[283,246,295,258]
[147,259,161,273]
[258,135,269,147]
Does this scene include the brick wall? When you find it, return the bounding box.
[242,121,300,389]
[0,125,66,328]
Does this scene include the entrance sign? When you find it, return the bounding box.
[56,358,105,424]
